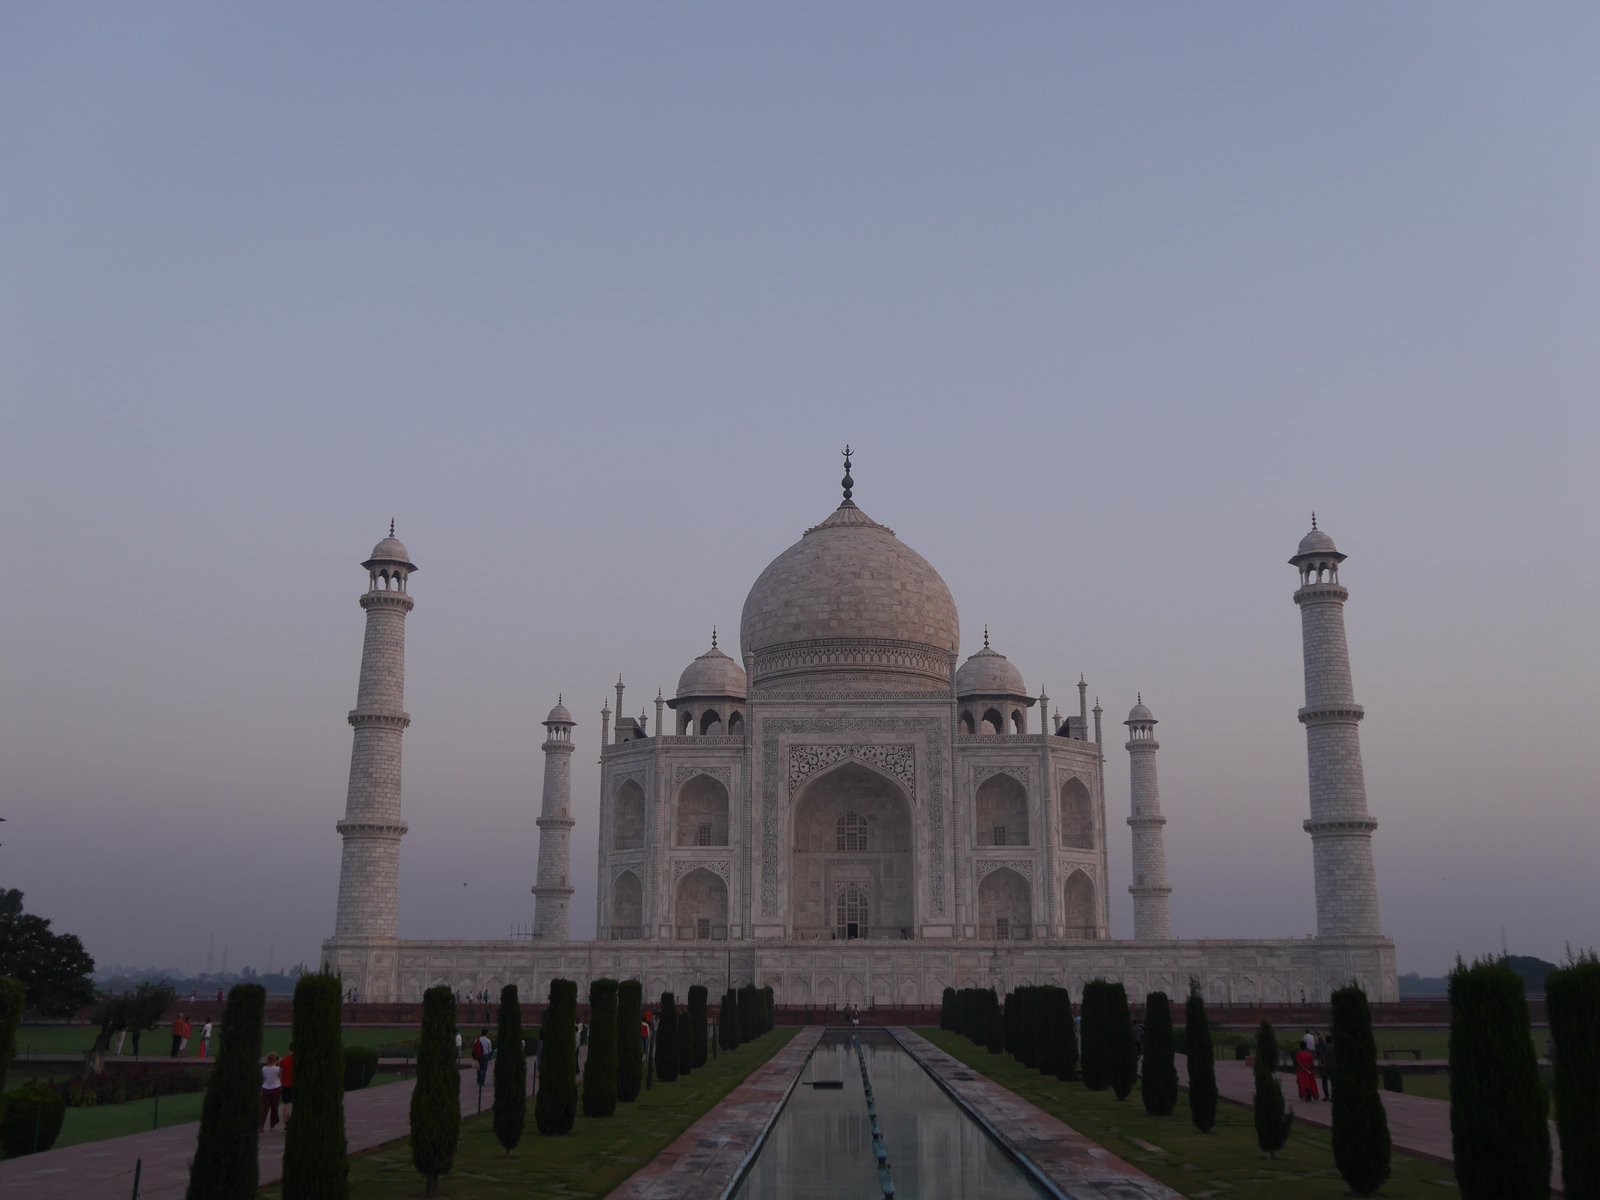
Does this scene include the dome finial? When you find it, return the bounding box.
[557,692,562,705]
[389,517,395,537]
[1138,691,1142,704]
[983,624,989,649]
[840,444,855,506]
[711,625,718,649]
[1311,510,1318,531]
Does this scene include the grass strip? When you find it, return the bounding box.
[916,1028,1462,1200]
[337,1027,798,1199]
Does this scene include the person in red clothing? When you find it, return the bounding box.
[1294,1044,1319,1102]
[170,1012,187,1057]
[279,1045,295,1120]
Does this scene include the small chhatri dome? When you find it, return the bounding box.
[676,637,749,700]
[1127,695,1156,725]
[363,521,416,571]
[1295,512,1340,558]
[955,632,1027,697]
[545,695,574,725]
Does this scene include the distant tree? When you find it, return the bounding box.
[1,977,25,1095]
[493,984,526,1156]
[583,979,618,1118]
[1504,955,1559,995]
[409,986,460,1196]
[1080,980,1111,1090]
[122,982,176,1057]
[1184,983,1217,1133]
[1332,981,1392,1196]
[281,972,348,1199]
[1547,953,1600,1198]
[0,891,22,918]
[0,910,95,1016]
[1107,983,1137,1100]
[186,984,264,1199]
[615,980,644,1103]
[1140,992,1177,1115]
[1448,959,1547,1200]
[535,979,578,1134]
[687,985,709,1069]
[1252,1020,1294,1159]
[654,993,679,1083]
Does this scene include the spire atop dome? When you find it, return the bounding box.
[389,517,395,537]
[1311,510,1318,531]
[840,444,855,507]
[711,625,718,649]
[983,625,990,648]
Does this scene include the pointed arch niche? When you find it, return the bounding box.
[1059,777,1094,849]
[613,779,646,850]
[976,772,1029,846]
[674,867,728,940]
[1063,869,1097,938]
[790,761,913,940]
[674,773,729,846]
[978,866,1032,940]
[611,870,643,939]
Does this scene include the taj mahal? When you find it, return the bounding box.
[323,453,1397,1006]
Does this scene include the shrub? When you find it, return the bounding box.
[985,988,1004,1054]
[655,993,679,1083]
[1107,983,1137,1100]
[339,1045,378,1092]
[940,987,955,1031]
[282,971,349,1199]
[1448,959,1546,1200]
[1548,954,1600,1198]
[535,979,578,1134]
[1080,981,1111,1090]
[763,986,774,1033]
[677,1009,692,1076]
[1332,981,1392,1197]
[409,986,460,1196]
[1140,992,1177,1115]
[1381,1065,1404,1093]
[0,1085,65,1157]
[583,979,618,1118]
[0,978,22,1095]
[688,985,709,1069]
[1253,1021,1294,1158]
[738,985,756,1044]
[1053,987,1079,1082]
[493,984,526,1155]
[185,982,264,1199]
[1184,983,1217,1133]
[615,980,644,1103]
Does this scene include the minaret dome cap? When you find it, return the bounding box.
[1127,698,1156,724]
[544,700,574,725]
[364,531,416,571]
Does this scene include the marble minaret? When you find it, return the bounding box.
[1125,696,1172,939]
[532,698,577,939]
[1292,516,1382,937]
[334,524,414,939]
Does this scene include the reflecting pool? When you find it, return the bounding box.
[729,1029,1049,1200]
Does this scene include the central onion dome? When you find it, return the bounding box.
[739,456,959,693]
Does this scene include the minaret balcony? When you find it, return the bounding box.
[1297,704,1364,724]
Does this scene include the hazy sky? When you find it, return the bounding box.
[4,4,1596,979]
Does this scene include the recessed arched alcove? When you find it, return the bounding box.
[675,773,729,846]
[978,866,1032,940]
[789,761,913,939]
[674,867,727,940]
[611,870,643,939]
[613,779,645,850]
[976,773,1029,846]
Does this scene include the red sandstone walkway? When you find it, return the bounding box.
[0,1064,515,1199]
[1210,1059,1564,1195]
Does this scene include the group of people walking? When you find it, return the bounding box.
[1294,1030,1334,1102]
[168,1012,213,1058]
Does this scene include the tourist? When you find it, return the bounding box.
[280,1044,295,1120]
[1316,1033,1333,1100]
[170,1011,187,1057]
[1300,1028,1315,1052]
[260,1052,284,1131]
[200,1018,213,1059]
[473,1028,493,1087]
[215,987,224,1004]
[1294,1043,1318,1102]
[114,1024,127,1056]
[455,1030,463,1061]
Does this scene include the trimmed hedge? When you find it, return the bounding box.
[409,986,460,1195]
[0,1085,65,1157]
[1333,981,1392,1197]
[583,979,619,1117]
[1253,1020,1294,1158]
[655,993,679,1083]
[185,982,264,1199]
[344,1045,379,1091]
[1547,955,1600,1198]
[1448,960,1546,1199]
[282,971,349,1199]
[688,985,709,1069]
[616,980,644,1103]
[536,979,579,1134]
[940,987,956,1032]
[677,1009,692,1076]
[493,984,526,1155]
[1080,980,1111,1090]
[1184,983,1217,1133]
[1140,991,1177,1115]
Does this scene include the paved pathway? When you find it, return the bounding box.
[1210,1059,1564,1195]
[606,1026,823,1200]
[0,1064,515,1199]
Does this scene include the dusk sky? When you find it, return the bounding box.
[3,4,1596,979]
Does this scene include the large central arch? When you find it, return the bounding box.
[789,761,914,939]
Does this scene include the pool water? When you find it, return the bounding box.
[729,1030,1049,1200]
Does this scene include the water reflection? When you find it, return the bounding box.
[729,1030,1046,1200]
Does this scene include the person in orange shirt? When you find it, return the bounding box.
[170,1012,186,1057]
[279,1045,295,1120]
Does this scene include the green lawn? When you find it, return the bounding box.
[15,1024,425,1061]
[334,1029,798,1200]
[918,1029,1461,1200]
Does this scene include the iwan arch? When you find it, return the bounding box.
[323,461,1396,1006]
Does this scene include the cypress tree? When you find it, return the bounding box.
[282,971,349,1199]
[1053,987,1079,1082]
[1253,1020,1294,1158]
[493,984,526,1155]
[688,985,709,1068]
[1081,980,1111,1089]
[941,987,956,1032]
[985,988,1005,1054]
[1140,992,1177,1116]
[1331,981,1392,1196]
[1547,954,1600,1198]
[1184,982,1218,1133]
[409,986,460,1196]
[677,1008,692,1076]
[615,980,644,1103]
[655,993,679,1082]
[725,990,739,1048]
[535,979,578,1135]
[763,986,774,1033]
[738,985,755,1044]
[1448,959,1546,1199]
[1035,988,1057,1076]
[185,982,265,1200]
[1011,988,1035,1067]
[1002,990,1018,1057]
[1107,982,1137,1100]
[582,979,619,1118]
